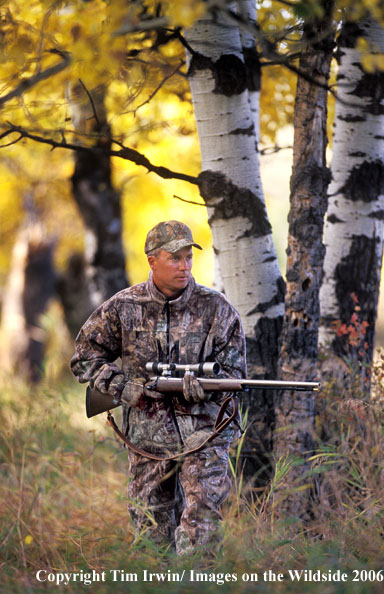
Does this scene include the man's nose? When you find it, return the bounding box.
[179,258,191,270]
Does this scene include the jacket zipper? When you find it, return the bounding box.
[165,301,171,361]
[164,301,184,446]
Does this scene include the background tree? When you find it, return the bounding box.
[319,16,384,394]
[274,0,335,516]
[61,81,128,331]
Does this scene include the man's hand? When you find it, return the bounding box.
[121,379,163,409]
[183,373,209,403]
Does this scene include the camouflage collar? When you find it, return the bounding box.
[146,271,196,308]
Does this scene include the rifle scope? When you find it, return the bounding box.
[145,362,221,376]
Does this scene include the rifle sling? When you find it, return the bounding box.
[106,396,238,462]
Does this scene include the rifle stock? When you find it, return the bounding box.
[86,386,121,418]
[86,377,320,418]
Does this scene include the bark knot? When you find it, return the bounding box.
[188,52,247,97]
[197,170,272,238]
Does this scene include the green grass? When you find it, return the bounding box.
[1,368,384,594]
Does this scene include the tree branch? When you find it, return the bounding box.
[173,194,206,206]
[0,50,71,108]
[0,123,199,185]
[133,60,185,115]
[77,78,102,128]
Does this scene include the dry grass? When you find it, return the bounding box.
[1,359,384,593]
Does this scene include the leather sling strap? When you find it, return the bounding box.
[106,396,238,462]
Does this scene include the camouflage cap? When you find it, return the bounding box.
[144,221,203,254]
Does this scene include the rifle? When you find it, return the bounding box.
[86,361,320,418]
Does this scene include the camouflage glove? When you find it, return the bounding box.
[121,378,163,410]
[183,373,209,403]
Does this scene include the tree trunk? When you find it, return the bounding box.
[274,3,334,517]
[67,82,128,316]
[186,5,285,481]
[238,0,261,144]
[0,220,56,381]
[319,18,384,393]
[56,252,92,339]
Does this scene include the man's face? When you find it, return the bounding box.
[148,246,193,298]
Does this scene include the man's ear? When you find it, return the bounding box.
[147,254,155,270]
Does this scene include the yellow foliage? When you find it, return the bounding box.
[356,36,384,72]
[162,0,206,27]
[1,0,383,299]
[0,0,215,290]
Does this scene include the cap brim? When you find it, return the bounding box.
[163,238,203,253]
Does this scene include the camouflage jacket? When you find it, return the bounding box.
[71,273,246,453]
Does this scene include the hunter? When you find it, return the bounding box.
[70,220,246,555]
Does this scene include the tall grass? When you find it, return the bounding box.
[1,357,384,593]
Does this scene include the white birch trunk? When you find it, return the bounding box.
[320,18,384,377]
[238,0,260,143]
[185,4,284,481]
[185,8,283,350]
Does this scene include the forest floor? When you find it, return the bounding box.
[1,362,384,594]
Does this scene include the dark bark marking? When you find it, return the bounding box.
[336,22,362,59]
[337,114,365,122]
[349,151,366,158]
[229,123,255,136]
[354,71,384,116]
[340,159,384,203]
[247,276,286,315]
[198,169,272,238]
[327,213,344,224]
[214,54,247,96]
[188,52,247,97]
[370,210,384,220]
[242,47,261,93]
[262,255,277,263]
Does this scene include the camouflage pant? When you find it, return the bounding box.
[127,443,231,555]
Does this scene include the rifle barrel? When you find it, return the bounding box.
[155,377,320,392]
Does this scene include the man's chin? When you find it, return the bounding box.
[174,277,189,288]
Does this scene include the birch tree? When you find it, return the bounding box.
[319,17,384,391]
[238,0,260,142]
[185,3,285,479]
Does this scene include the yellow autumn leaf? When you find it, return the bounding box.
[24,535,33,545]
